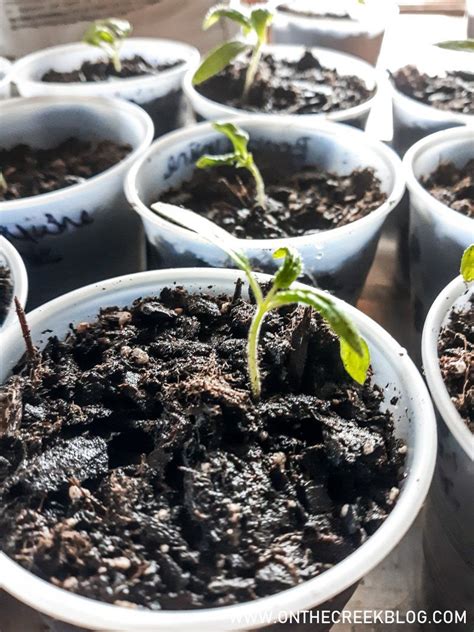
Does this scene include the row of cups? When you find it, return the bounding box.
[0,95,471,321]
[0,35,473,150]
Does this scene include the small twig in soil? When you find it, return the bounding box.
[14,297,36,361]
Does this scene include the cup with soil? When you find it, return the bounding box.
[0,96,153,308]
[421,272,473,624]
[0,236,28,331]
[272,0,398,66]
[184,45,379,130]
[403,126,474,330]
[0,57,12,99]
[125,117,404,304]
[13,38,199,138]
[0,265,436,631]
[389,46,474,157]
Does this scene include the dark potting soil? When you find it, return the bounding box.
[0,265,13,326]
[159,164,386,239]
[0,138,132,200]
[391,65,474,115]
[438,295,474,432]
[196,51,375,115]
[0,287,405,610]
[421,160,474,219]
[41,55,183,83]
[277,4,353,19]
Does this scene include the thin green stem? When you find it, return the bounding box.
[248,162,266,208]
[246,285,278,400]
[247,302,266,400]
[111,47,122,73]
[244,269,264,307]
[243,42,263,99]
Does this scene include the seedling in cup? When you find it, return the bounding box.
[196,121,266,208]
[151,204,370,401]
[193,4,273,98]
[82,18,132,73]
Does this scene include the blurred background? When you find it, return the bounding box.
[0,0,471,57]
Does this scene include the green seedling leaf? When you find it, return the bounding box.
[193,40,249,85]
[340,337,371,386]
[250,8,273,44]
[269,288,365,357]
[269,287,369,385]
[196,122,267,208]
[460,245,474,282]
[273,247,303,290]
[203,5,252,33]
[435,39,474,52]
[213,122,250,156]
[197,4,274,98]
[82,18,132,72]
[196,153,240,169]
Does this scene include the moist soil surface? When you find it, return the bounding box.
[0,264,13,326]
[0,287,405,610]
[421,160,474,219]
[196,50,375,115]
[392,65,474,115]
[42,55,183,83]
[0,138,132,200]
[159,164,386,239]
[438,294,474,432]
[277,4,353,19]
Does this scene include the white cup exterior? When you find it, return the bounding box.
[421,276,474,619]
[272,0,398,66]
[183,45,379,130]
[125,116,405,303]
[403,127,474,329]
[13,39,200,137]
[0,96,153,306]
[390,49,474,156]
[0,236,28,331]
[0,267,436,631]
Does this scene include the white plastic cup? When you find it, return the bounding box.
[125,116,405,304]
[13,39,200,138]
[421,276,474,623]
[390,47,474,157]
[183,45,379,130]
[403,127,474,330]
[272,0,398,66]
[0,96,153,307]
[0,57,12,99]
[0,236,28,331]
[0,267,436,631]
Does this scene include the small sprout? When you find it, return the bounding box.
[196,122,266,208]
[82,18,132,73]
[435,39,474,53]
[150,205,370,400]
[0,171,7,195]
[193,4,273,99]
[460,245,474,283]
